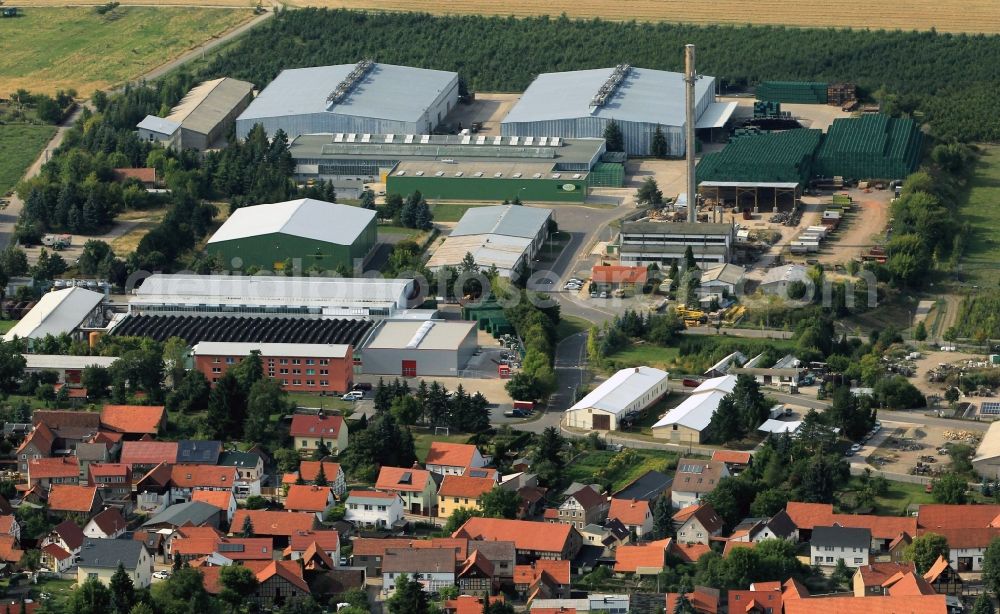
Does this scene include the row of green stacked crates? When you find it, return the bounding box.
[461,302,514,337]
[587,162,625,188]
[755,81,828,104]
[696,128,823,184]
[813,115,922,180]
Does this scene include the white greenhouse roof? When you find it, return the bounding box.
[193,341,350,358]
[651,375,737,431]
[695,101,738,129]
[502,66,715,127]
[569,366,669,415]
[208,198,374,246]
[237,62,458,123]
[3,287,104,342]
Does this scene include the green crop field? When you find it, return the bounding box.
[959,146,1000,285]
[0,6,253,95]
[0,124,56,195]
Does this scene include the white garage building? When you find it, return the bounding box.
[565,366,669,431]
[651,375,737,443]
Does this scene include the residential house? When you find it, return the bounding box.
[671,459,729,509]
[345,490,405,529]
[191,490,238,525]
[282,460,347,497]
[47,484,100,519]
[786,501,917,554]
[140,501,222,532]
[887,532,912,563]
[445,595,506,614]
[285,485,335,520]
[133,531,166,563]
[881,570,937,597]
[382,547,456,594]
[674,504,724,545]
[853,562,917,596]
[376,465,440,516]
[254,560,313,610]
[591,265,648,294]
[83,508,127,539]
[349,537,468,576]
[16,423,55,473]
[557,486,608,530]
[230,510,318,542]
[176,440,223,465]
[425,442,488,476]
[437,475,497,519]
[665,586,720,614]
[290,412,348,455]
[0,516,19,543]
[923,555,963,595]
[611,470,673,503]
[455,517,582,563]
[531,594,629,614]
[784,595,948,614]
[27,456,79,488]
[75,442,111,485]
[134,462,172,514]
[32,410,100,450]
[608,498,653,539]
[42,520,85,560]
[751,510,798,542]
[172,535,275,563]
[811,525,872,568]
[121,442,179,480]
[164,526,222,560]
[698,263,745,297]
[916,503,1000,572]
[614,539,671,575]
[99,405,166,439]
[284,530,340,563]
[0,535,24,567]
[514,559,571,600]
[77,539,153,588]
[457,550,496,597]
[88,463,131,500]
[41,543,74,573]
[727,585,782,614]
[710,450,752,474]
[217,450,264,498]
[169,466,238,504]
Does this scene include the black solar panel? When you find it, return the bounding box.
[110,315,374,345]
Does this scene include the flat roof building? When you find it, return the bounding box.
[206,198,377,272]
[137,77,253,151]
[502,66,729,156]
[235,62,459,140]
[192,341,354,394]
[565,366,669,431]
[3,287,105,345]
[427,205,553,278]
[619,221,736,267]
[360,320,477,378]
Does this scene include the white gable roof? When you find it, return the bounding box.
[651,375,737,431]
[3,287,104,341]
[569,366,668,415]
[207,198,375,246]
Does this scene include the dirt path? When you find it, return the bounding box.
[818,189,892,265]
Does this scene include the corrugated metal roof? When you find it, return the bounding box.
[364,320,474,351]
[3,287,104,341]
[761,264,809,285]
[237,63,458,123]
[24,355,118,370]
[136,115,180,135]
[569,366,668,415]
[426,234,532,273]
[193,341,349,358]
[165,77,253,135]
[502,67,715,127]
[451,205,551,239]
[207,198,374,245]
[695,101,738,129]
[651,375,737,431]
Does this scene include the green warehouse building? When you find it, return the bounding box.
[206,198,376,272]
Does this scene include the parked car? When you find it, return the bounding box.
[850,443,862,452]
[352,382,373,392]
[153,570,171,580]
[342,391,364,401]
[503,409,527,418]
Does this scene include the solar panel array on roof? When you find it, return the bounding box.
[679,464,705,474]
[217,543,245,553]
[110,315,373,345]
[982,403,1000,415]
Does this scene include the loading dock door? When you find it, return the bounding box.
[593,414,611,430]
[402,360,417,377]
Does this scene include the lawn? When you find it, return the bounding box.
[556,315,590,341]
[604,343,679,372]
[411,429,473,462]
[0,124,56,195]
[283,391,354,414]
[0,320,17,334]
[564,448,677,492]
[0,6,254,95]
[29,576,77,607]
[430,203,493,223]
[837,476,934,516]
[958,146,1000,285]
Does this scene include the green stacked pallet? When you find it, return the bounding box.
[755,81,828,104]
[587,162,625,188]
[753,100,782,119]
[462,302,513,338]
[813,115,923,180]
[696,128,823,184]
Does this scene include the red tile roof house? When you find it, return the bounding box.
[853,562,917,596]
[0,516,19,543]
[425,442,488,476]
[350,537,469,576]
[42,520,85,558]
[172,535,275,563]
[83,508,127,540]
[728,584,783,614]
[121,441,179,481]
[285,485,336,519]
[169,466,238,504]
[192,490,238,525]
[290,413,348,455]
[591,265,648,291]
[375,465,440,516]
[457,549,496,597]
[455,517,582,562]
[614,539,673,575]
[673,503,724,545]
[27,456,80,488]
[200,560,312,609]
[112,167,157,187]
[41,542,75,573]
[16,422,55,473]
[514,559,571,600]
[88,463,132,500]
[786,501,917,554]
[99,405,166,439]
[665,586,720,614]
[916,503,1000,572]
[557,485,608,530]
[784,595,948,614]
[284,529,341,563]
[231,510,318,546]
[46,484,101,519]
[608,498,653,539]
[0,535,24,567]
[711,450,753,473]
[282,460,347,497]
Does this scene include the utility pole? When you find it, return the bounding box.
[684,44,698,224]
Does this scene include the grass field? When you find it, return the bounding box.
[430,203,492,223]
[412,430,472,462]
[0,124,56,195]
[836,476,935,516]
[556,315,589,341]
[0,321,16,334]
[605,344,680,372]
[958,146,1000,286]
[565,448,677,492]
[0,6,253,95]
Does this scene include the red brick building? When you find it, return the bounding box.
[191,342,354,394]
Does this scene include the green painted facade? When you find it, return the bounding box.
[387,176,587,203]
[208,219,377,272]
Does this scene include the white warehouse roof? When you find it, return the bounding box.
[24,354,118,370]
[193,341,350,358]
[502,66,715,127]
[237,62,458,123]
[3,287,104,342]
[450,205,552,239]
[569,366,669,416]
[208,198,374,246]
[651,375,738,432]
[364,320,475,351]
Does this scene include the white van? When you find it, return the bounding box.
[341,391,364,401]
